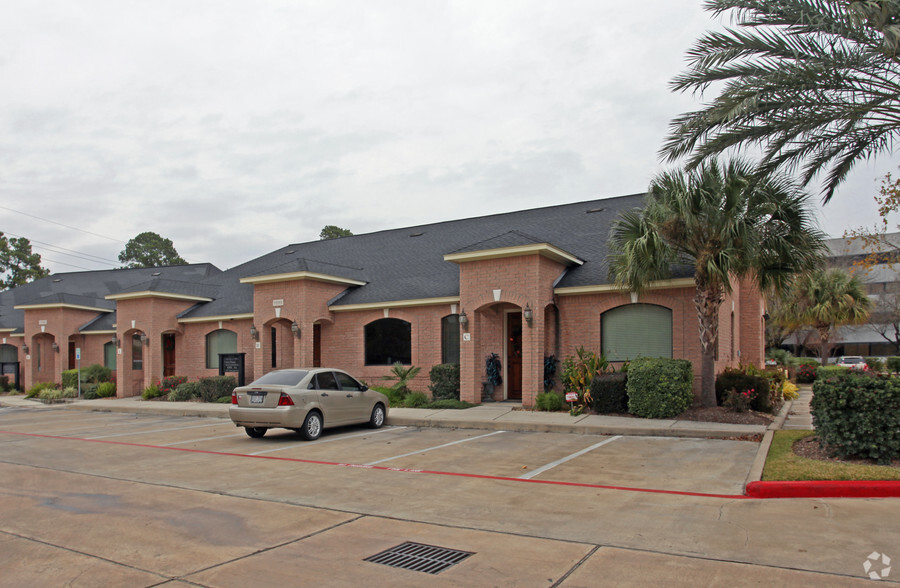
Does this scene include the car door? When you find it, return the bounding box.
[335,371,369,422]
[311,371,347,425]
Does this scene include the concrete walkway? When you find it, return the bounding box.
[781,384,814,430]
[0,394,776,439]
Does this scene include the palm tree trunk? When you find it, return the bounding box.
[817,326,832,362]
[694,285,723,408]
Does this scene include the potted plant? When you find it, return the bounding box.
[483,353,502,402]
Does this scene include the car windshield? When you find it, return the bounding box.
[249,371,308,387]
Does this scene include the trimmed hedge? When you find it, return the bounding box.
[61,369,79,389]
[535,391,566,412]
[590,372,628,413]
[428,363,460,401]
[199,376,237,402]
[169,381,201,402]
[888,357,900,373]
[626,358,693,419]
[811,372,900,464]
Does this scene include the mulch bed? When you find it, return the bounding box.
[792,435,900,468]
[674,406,775,426]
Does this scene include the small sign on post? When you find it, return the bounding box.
[75,348,82,398]
[219,352,246,387]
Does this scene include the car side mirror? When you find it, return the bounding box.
[360,385,368,392]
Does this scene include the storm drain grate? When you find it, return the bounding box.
[364,541,475,574]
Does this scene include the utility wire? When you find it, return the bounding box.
[38,257,95,271]
[0,205,125,243]
[2,231,119,265]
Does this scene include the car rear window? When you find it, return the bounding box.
[843,357,863,364]
[249,371,308,386]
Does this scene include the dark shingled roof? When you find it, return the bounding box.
[5,195,690,326]
[0,264,221,333]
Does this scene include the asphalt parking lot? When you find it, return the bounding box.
[0,406,895,586]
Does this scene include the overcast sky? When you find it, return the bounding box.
[2,1,897,275]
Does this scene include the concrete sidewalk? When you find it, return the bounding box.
[0,394,772,440]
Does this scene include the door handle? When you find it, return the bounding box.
[320,392,329,397]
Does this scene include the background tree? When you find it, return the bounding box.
[845,168,900,267]
[0,233,50,289]
[608,159,826,407]
[774,268,873,359]
[118,232,187,268]
[662,0,900,201]
[868,288,900,352]
[319,225,353,240]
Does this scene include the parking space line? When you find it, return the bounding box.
[518,435,621,479]
[0,429,751,499]
[162,433,247,446]
[364,430,506,465]
[83,422,225,439]
[248,426,405,455]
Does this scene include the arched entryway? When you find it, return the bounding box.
[263,318,296,373]
[29,333,57,386]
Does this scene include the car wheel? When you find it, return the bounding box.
[369,403,385,429]
[245,427,267,438]
[300,411,323,441]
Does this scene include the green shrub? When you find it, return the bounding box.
[535,391,566,412]
[794,361,819,383]
[160,375,188,396]
[723,388,755,412]
[865,357,885,372]
[817,365,850,378]
[82,364,112,384]
[424,399,475,409]
[373,385,403,407]
[765,348,793,366]
[0,375,9,392]
[26,381,57,398]
[97,382,117,398]
[403,391,428,408]
[811,373,900,464]
[428,363,460,401]
[626,357,693,419]
[84,389,100,400]
[561,347,608,400]
[169,381,200,402]
[590,372,628,413]
[61,369,79,389]
[887,357,900,373]
[198,376,237,402]
[715,368,770,411]
[81,383,98,398]
[39,387,77,401]
[141,383,163,400]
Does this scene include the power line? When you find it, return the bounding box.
[0,205,125,243]
[37,257,95,271]
[2,231,119,266]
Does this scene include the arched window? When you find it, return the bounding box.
[0,344,17,363]
[104,341,117,370]
[441,315,460,364]
[365,318,411,365]
[601,304,673,361]
[206,329,237,369]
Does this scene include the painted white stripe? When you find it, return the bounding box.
[84,421,224,439]
[162,433,246,446]
[518,435,622,480]
[248,426,405,455]
[365,430,506,466]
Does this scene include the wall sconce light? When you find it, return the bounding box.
[458,310,468,328]
[140,333,149,345]
[111,333,118,347]
[523,304,533,326]
[250,325,259,340]
[51,342,60,352]
[291,321,301,338]
[21,344,29,354]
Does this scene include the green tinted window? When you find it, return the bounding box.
[601,304,672,361]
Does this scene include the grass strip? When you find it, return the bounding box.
[762,430,900,481]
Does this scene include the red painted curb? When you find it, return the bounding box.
[746,480,900,499]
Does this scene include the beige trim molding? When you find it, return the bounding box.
[81,330,116,335]
[178,313,255,324]
[444,243,583,266]
[14,302,115,313]
[554,278,695,296]
[331,296,460,312]
[105,291,214,302]
[240,271,366,286]
[4,332,24,339]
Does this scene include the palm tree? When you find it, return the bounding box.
[774,268,873,359]
[661,0,900,202]
[608,159,826,407]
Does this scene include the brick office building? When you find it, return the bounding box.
[0,194,765,406]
